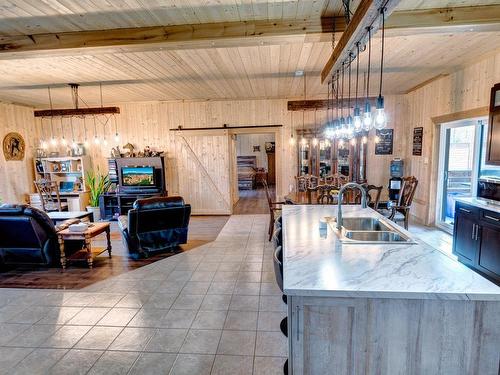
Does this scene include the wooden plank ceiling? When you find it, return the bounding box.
[0,0,498,107]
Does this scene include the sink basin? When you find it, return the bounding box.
[344,230,409,243]
[340,217,392,232]
[326,216,416,244]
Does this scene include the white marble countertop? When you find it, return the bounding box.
[282,205,500,301]
[455,197,500,214]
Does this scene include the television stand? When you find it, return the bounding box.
[99,191,167,221]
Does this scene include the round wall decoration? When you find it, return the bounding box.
[2,132,26,161]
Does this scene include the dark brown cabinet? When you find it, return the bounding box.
[453,202,500,283]
[486,83,500,164]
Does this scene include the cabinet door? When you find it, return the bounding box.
[477,224,500,280]
[453,213,478,263]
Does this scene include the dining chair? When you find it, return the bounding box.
[34,179,68,212]
[316,184,338,204]
[295,175,309,192]
[263,180,285,241]
[357,184,383,209]
[381,176,419,229]
[308,175,319,189]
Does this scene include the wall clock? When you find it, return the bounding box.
[2,132,25,161]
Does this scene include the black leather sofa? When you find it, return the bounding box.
[0,204,60,266]
[118,196,191,259]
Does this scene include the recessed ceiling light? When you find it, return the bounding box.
[295,70,304,77]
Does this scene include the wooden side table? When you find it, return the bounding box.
[57,222,112,269]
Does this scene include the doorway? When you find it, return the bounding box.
[233,133,276,214]
[436,118,484,232]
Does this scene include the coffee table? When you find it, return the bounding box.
[48,211,92,224]
[57,222,112,269]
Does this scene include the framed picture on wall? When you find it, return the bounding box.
[375,129,394,155]
[412,127,423,156]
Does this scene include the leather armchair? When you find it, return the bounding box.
[0,204,59,265]
[118,196,191,259]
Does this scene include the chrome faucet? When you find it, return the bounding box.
[336,182,368,230]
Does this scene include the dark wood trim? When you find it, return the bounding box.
[170,124,282,131]
[288,97,377,111]
[34,107,120,117]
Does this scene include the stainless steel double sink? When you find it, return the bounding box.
[328,217,416,244]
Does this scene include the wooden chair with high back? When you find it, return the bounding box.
[263,180,285,241]
[322,175,334,185]
[34,179,68,212]
[295,175,309,192]
[316,184,338,204]
[308,175,319,189]
[387,176,419,229]
[356,184,383,210]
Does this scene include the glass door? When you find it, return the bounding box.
[436,120,482,232]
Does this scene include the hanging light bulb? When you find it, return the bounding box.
[374,7,387,130]
[312,137,319,146]
[374,135,380,144]
[51,137,58,146]
[59,118,67,145]
[362,135,368,144]
[289,136,296,146]
[353,43,362,133]
[93,116,100,144]
[363,102,372,130]
[113,114,120,143]
[350,138,357,146]
[374,95,387,129]
[353,107,362,132]
[300,137,307,146]
[338,139,344,147]
[70,116,77,149]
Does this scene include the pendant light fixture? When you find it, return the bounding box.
[93,116,100,145]
[374,7,387,129]
[60,117,67,146]
[324,79,334,139]
[289,114,296,145]
[39,118,48,149]
[47,87,57,146]
[300,73,308,146]
[333,73,340,138]
[83,116,89,147]
[312,110,318,147]
[103,117,109,146]
[70,116,77,149]
[346,53,354,139]
[353,42,362,132]
[339,62,346,132]
[363,27,373,131]
[113,114,120,143]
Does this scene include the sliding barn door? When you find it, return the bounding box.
[175,133,232,215]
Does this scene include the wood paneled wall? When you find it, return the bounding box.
[29,97,405,214]
[404,51,500,224]
[0,102,38,204]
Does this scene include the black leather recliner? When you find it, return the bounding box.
[0,204,60,266]
[118,196,191,259]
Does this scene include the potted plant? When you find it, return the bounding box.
[85,169,111,222]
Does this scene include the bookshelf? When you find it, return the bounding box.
[32,156,92,211]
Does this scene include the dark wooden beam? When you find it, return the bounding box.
[170,124,282,131]
[288,97,377,111]
[321,0,403,83]
[34,107,120,117]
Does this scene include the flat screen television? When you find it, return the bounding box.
[121,166,155,187]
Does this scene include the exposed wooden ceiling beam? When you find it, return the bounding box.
[0,4,497,61]
[321,0,403,83]
[34,107,120,117]
[0,18,340,60]
[288,97,377,111]
[387,4,500,30]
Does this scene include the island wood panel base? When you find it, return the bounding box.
[288,295,500,375]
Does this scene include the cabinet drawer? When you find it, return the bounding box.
[455,202,479,218]
[480,209,500,226]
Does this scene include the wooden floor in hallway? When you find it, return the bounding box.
[233,186,275,215]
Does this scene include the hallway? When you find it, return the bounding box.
[233,187,275,215]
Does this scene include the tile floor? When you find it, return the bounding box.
[0,213,452,375]
[0,215,287,375]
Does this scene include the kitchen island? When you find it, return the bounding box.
[283,205,500,375]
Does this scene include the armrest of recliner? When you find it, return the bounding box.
[118,215,129,233]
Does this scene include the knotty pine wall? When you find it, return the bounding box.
[29,97,405,214]
[404,50,500,225]
[0,102,39,204]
